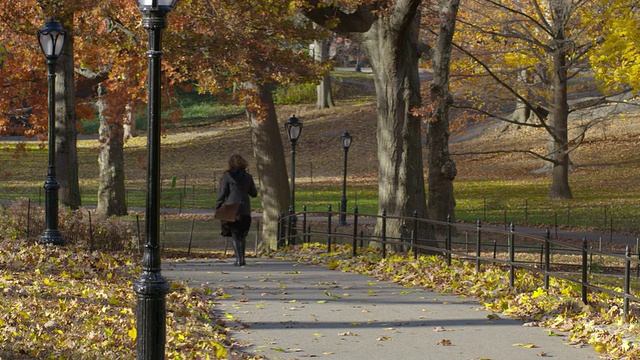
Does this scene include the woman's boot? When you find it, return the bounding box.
[232,239,242,266]
[239,237,247,266]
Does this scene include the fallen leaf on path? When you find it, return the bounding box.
[433,326,449,332]
[338,331,358,336]
[377,336,392,341]
[437,339,452,346]
[513,343,538,348]
[537,351,549,357]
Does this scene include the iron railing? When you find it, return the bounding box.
[277,205,640,321]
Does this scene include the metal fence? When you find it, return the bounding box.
[277,206,640,322]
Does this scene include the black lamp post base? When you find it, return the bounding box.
[40,229,63,245]
[339,198,348,226]
[134,272,170,359]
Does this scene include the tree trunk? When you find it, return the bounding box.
[56,14,81,209]
[548,44,572,199]
[95,84,128,217]
[315,38,335,109]
[547,1,573,200]
[427,0,460,227]
[245,82,291,251]
[303,0,440,252]
[361,11,434,251]
[123,104,137,141]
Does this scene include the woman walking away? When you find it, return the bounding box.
[216,154,258,266]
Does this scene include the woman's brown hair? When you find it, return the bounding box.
[228,154,248,171]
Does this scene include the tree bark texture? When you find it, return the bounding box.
[245,83,291,250]
[427,0,460,225]
[314,38,335,109]
[304,0,439,252]
[56,14,81,209]
[548,44,572,199]
[95,85,128,218]
[548,0,573,200]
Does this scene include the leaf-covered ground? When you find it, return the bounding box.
[269,243,640,360]
[0,237,254,360]
[3,225,640,359]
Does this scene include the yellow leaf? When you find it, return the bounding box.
[128,327,137,341]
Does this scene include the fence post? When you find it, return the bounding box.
[475,219,482,274]
[352,206,359,258]
[187,218,195,257]
[446,214,452,266]
[544,228,550,290]
[327,205,332,253]
[624,245,631,322]
[493,241,497,259]
[26,198,31,239]
[610,219,613,243]
[508,222,515,287]
[302,205,308,244]
[581,238,588,305]
[413,210,418,260]
[277,212,285,249]
[89,211,94,252]
[287,206,294,246]
[382,209,387,259]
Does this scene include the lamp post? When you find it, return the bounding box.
[284,115,302,245]
[37,19,66,246]
[133,0,178,358]
[339,131,352,226]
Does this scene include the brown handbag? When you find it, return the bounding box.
[214,203,240,223]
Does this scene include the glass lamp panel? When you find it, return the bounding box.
[289,125,301,141]
[341,134,352,149]
[137,0,178,8]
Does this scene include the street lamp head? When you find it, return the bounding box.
[37,19,66,59]
[341,131,352,150]
[285,115,303,143]
[136,0,179,10]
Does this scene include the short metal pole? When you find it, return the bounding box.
[352,205,359,257]
[413,210,419,261]
[381,209,387,259]
[446,214,452,265]
[624,245,631,322]
[475,219,481,274]
[508,222,515,287]
[302,205,307,244]
[581,238,588,305]
[286,206,293,246]
[327,205,332,253]
[544,228,550,290]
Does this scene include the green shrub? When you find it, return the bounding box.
[273,82,317,104]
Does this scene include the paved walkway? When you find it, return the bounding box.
[165,258,599,360]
